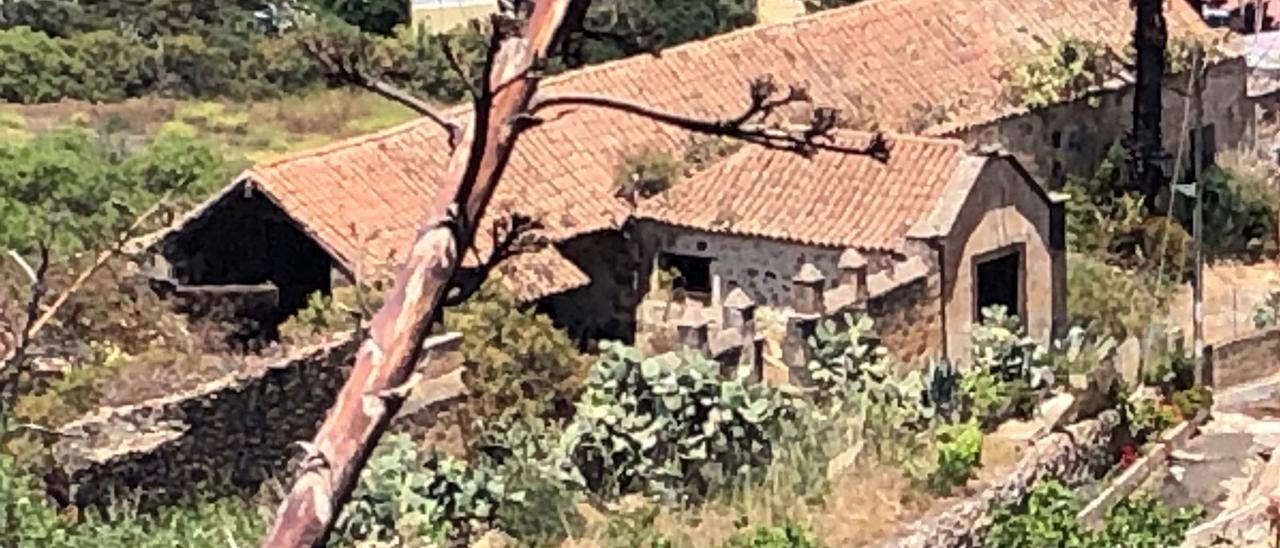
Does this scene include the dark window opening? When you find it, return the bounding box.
[659,253,713,295]
[974,249,1023,322]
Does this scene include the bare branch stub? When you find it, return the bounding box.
[530,74,891,160]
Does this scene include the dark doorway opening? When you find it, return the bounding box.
[974,249,1023,321]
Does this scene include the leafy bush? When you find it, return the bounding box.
[922,420,983,495]
[0,26,87,103]
[984,481,1090,547]
[472,416,585,545]
[984,480,1201,547]
[1142,349,1196,396]
[0,126,225,255]
[959,306,1051,426]
[1171,386,1212,420]
[1006,38,1111,109]
[804,314,892,397]
[68,31,158,102]
[1179,165,1278,260]
[0,452,269,547]
[1124,394,1179,441]
[615,147,686,200]
[559,342,787,503]
[333,433,510,546]
[1100,492,1203,546]
[724,521,823,548]
[1067,253,1169,340]
[443,279,589,426]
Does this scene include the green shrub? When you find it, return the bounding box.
[0,27,86,103]
[1006,38,1112,109]
[724,521,823,548]
[804,314,892,397]
[1171,386,1212,420]
[0,126,226,255]
[443,279,589,426]
[615,147,686,199]
[959,306,1050,426]
[559,342,787,503]
[1124,394,1179,441]
[923,420,983,495]
[333,433,507,546]
[0,452,269,547]
[67,30,157,102]
[1180,165,1278,260]
[984,480,1201,548]
[1142,349,1195,395]
[984,481,1090,548]
[1100,493,1203,547]
[1067,254,1169,340]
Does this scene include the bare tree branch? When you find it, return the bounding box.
[26,195,171,339]
[298,28,463,148]
[0,241,50,429]
[438,36,481,100]
[442,213,547,307]
[530,82,890,160]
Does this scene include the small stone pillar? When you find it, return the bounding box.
[783,311,820,384]
[722,288,757,330]
[838,249,870,303]
[792,262,826,315]
[676,306,711,353]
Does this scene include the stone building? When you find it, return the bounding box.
[629,132,1064,365]
[152,0,1244,364]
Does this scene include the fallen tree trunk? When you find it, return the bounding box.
[259,0,572,544]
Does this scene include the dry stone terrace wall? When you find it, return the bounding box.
[877,411,1122,548]
[1208,328,1280,389]
[50,337,359,508]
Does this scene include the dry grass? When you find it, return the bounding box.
[560,425,1036,548]
[0,89,419,168]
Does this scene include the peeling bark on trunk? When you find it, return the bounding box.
[259,0,572,544]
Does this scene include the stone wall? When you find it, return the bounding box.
[50,336,470,509]
[868,273,944,368]
[50,337,360,508]
[955,58,1251,188]
[1207,327,1280,389]
[633,221,896,309]
[876,411,1122,548]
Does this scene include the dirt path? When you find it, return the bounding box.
[1172,373,1280,546]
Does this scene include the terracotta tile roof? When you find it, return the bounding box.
[635,132,971,251]
[239,133,592,298]
[220,0,1217,298]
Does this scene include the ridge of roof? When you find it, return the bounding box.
[246,115,455,172]
[531,0,906,88]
